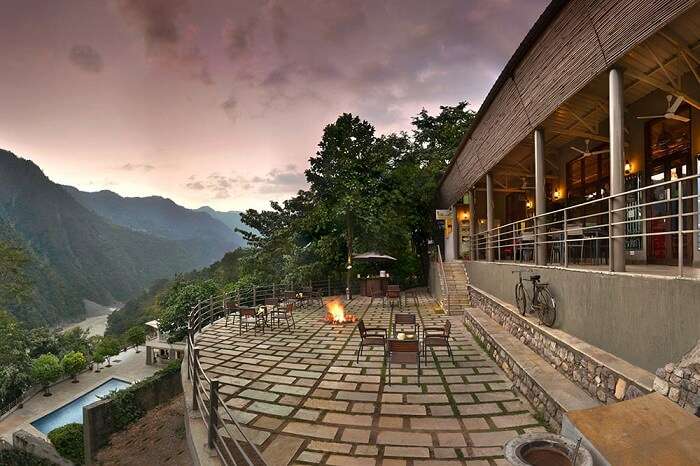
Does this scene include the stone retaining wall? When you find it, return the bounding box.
[469,286,653,404]
[464,311,564,431]
[652,347,700,416]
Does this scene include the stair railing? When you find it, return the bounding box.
[436,244,450,313]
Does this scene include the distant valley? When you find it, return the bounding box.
[0,148,246,327]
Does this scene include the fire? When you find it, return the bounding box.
[325,300,357,324]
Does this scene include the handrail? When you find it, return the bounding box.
[436,245,450,313]
[185,278,347,466]
[470,172,700,276]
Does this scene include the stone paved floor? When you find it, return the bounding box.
[195,293,545,465]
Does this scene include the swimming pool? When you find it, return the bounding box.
[31,377,131,434]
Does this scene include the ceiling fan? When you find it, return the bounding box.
[636,95,689,122]
[570,139,609,158]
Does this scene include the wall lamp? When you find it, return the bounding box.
[624,160,632,175]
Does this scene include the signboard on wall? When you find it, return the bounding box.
[435,209,451,221]
[625,173,642,251]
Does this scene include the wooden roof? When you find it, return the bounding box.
[439,0,700,205]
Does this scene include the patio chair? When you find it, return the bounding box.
[270,302,295,331]
[224,300,239,327]
[392,313,417,337]
[302,286,323,306]
[384,285,401,309]
[356,319,386,363]
[423,320,454,364]
[239,307,265,335]
[387,339,421,385]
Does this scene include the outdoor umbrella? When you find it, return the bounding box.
[352,251,397,261]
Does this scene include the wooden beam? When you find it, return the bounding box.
[643,43,679,89]
[625,68,700,110]
[562,104,597,134]
[680,51,700,87]
[550,129,610,143]
[659,30,700,66]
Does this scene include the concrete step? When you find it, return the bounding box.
[464,306,599,428]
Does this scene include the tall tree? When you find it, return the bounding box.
[305,113,385,293]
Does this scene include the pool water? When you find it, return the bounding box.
[31,377,131,434]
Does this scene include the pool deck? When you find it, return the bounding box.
[0,346,158,441]
[192,293,546,465]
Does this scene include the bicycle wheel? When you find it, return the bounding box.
[515,282,528,315]
[537,287,556,327]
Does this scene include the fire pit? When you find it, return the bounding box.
[325,299,358,324]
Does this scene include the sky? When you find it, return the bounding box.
[0,0,548,211]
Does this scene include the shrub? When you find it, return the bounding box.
[96,336,120,367]
[31,354,63,396]
[61,351,86,383]
[0,448,53,466]
[47,423,84,465]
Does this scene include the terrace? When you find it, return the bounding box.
[184,292,548,465]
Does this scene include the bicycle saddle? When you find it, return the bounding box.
[529,274,541,281]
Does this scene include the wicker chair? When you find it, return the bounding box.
[224,300,239,327]
[270,302,295,331]
[392,313,417,336]
[387,339,421,385]
[356,319,386,363]
[385,285,402,309]
[239,307,265,335]
[423,320,453,364]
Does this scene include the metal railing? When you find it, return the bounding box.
[186,279,346,465]
[472,173,700,277]
[435,245,451,312]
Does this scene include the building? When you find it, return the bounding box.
[436,0,700,372]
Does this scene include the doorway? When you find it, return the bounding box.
[644,107,693,265]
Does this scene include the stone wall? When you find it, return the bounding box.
[83,367,182,465]
[464,311,564,431]
[652,340,700,416]
[469,286,653,404]
[10,430,73,466]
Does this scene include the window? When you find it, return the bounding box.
[566,152,610,203]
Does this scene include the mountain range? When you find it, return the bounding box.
[0,148,245,327]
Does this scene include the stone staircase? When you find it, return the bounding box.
[440,260,471,315]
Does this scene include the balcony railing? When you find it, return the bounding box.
[471,173,700,277]
[186,279,347,465]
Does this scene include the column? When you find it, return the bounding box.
[469,188,476,260]
[534,128,546,265]
[451,206,459,260]
[486,173,494,262]
[609,68,626,272]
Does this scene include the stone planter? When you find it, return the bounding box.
[504,432,593,466]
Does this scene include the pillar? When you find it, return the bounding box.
[469,188,476,260]
[146,346,153,365]
[534,128,546,265]
[486,173,494,262]
[609,68,626,272]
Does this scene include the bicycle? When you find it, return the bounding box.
[512,270,557,327]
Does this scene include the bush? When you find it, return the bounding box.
[0,448,53,466]
[31,354,63,396]
[47,423,84,465]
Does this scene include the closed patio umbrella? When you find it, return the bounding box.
[352,251,397,261]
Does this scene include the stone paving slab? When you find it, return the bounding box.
[195,293,545,465]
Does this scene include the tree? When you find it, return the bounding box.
[125,326,146,353]
[96,336,120,368]
[158,279,219,343]
[59,327,91,358]
[92,350,105,373]
[61,351,86,383]
[306,113,384,293]
[0,310,31,407]
[0,241,31,307]
[27,327,62,359]
[31,354,63,396]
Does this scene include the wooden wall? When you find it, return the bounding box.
[439,0,698,207]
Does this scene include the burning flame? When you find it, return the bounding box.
[325,300,357,324]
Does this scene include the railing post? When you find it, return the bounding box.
[208,379,220,449]
[209,297,214,326]
[563,209,569,268]
[273,283,277,299]
[533,217,539,264]
[678,181,684,277]
[253,286,257,306]
[497,229,501,261]
[608,198,613,272]
[192,347,200,411]
[236,290,240,306]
